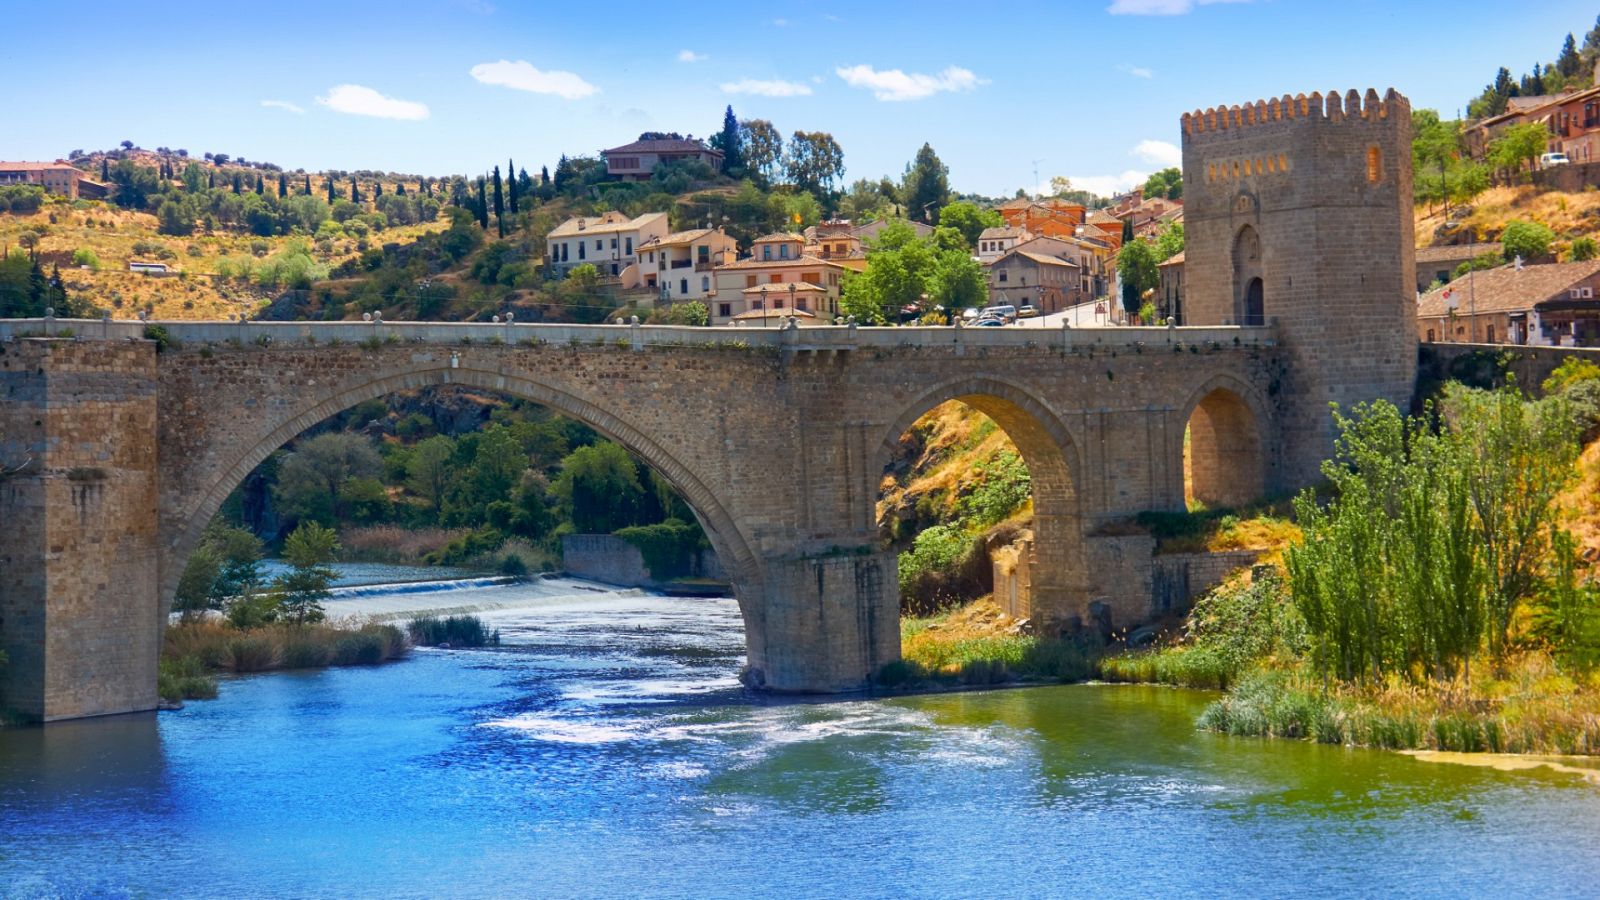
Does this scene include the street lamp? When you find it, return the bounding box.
[788,283,796,323]
[761,285,770,328]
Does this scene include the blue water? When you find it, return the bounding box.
[4,582,1600,898]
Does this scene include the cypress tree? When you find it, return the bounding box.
[492,165,505,237]
[304,174,312,195]
[396,181,406,196]
[350,177,359,203]
[101,158,109,180]
[540,165,550,186]
[375,181,383,198]
[208,170,215,189]
[507,157,519,214]
[232,172,242,194]
[476,177,488,229]
[278,173,287,198]
[327,176,336,204]
[254,174,264,195]
[719,104,743,173]
[553,155,568,191]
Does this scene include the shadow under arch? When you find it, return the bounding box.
[872,375,1087,631]
[1176,373,1274,509]
[157,360,767,646]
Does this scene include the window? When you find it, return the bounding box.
[762,245,772,260]
[998,271,1008,283]
[560,243,569,262]
[780,244,790,259]
[701,276,710,292]
[679,278,688,295]
[745,275,757,288]
[752,298,764,310]
[625,237,633,255]
[578,241,586,260]
[769,274,782,284]
[610,238,617,250]
[796,298,808,311]
[595,239,603,251]
[611,263,618,275]
[1366,146,1382,183]
[719,303,731,318]
[1486,324,1496,343]
[801,272,820,285]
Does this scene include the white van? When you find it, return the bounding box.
[1541,152,1572,167]
[980,304,1017,322]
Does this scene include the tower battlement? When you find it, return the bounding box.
[1182,88,1409,137]
[1179,86,1417,487]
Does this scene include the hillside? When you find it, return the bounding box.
[1415,183,1600,253]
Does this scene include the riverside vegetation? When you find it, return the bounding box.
[908,360,1600,755]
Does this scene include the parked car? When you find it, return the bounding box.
[1541,152,1572,167]
[1017,305,1040,319]
[980,304,1017,323]
[961,307,981,321]
[973,316,1005,327]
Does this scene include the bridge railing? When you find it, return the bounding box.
[0,317,1275,353]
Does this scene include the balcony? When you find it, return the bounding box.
[669,259,693,270]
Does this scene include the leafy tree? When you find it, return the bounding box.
[174,543,221,623]
[784,131,845,199]
[1117,238,1160,317]
[937,201,1001,250]
[551,441,647,534]
[273,432,384,525]
[1570,236,1598,261]
[273,521,339,625]
[207,524,265,612]
[1154,221,1184,262]
[405,435,456,510]
[1489,122,1548,182]
[739,119,783,185]
[1141,167,1183,200]
[1559,33,1583,78]
[900,143,950,224]
[110,160,159,209]
[1501,218,1555,261]
[182,162,206,194]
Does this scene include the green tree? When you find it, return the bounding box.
[1559,33,1582,78]
[1117,238,1160,319]
[406,434,455,509]
[937,201,1001,250]
[491,165,505,238]
[1154,221,1184,262]
[507,157,519,214]
[273,521,340,625]
[901,143,950,224]
[174,544,221,623]
[1489,122,1550,181]
[274,432,383,525]
[715,105,744,174]
[476,177,488,229]
[740,119,783,185]
[551,441,648,533]
[110,160,160,209]
[1141,167,1182,200]
[784,131,845,199]
[1571,237,1599,261]
[1502,219,1555,261]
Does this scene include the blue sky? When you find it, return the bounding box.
[4,0,1598,196]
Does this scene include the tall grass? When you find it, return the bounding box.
[407,615,500,647]
[895,600,1096,687]
[162,621,410,678]
[338,526,468,565]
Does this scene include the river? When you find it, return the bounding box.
[3,571,1600,898]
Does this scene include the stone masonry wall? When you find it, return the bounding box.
[0,339,160,721]
[1182,89,1418,487]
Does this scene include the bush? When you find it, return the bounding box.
[614,518,703,580]
[333,632,387,666]
[71,247,100,271]
[1501,219,1555,262]
[407,615,500,647]
[157,656,218,701]
[221,634,282,672]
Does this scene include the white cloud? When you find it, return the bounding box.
[316,85,429,120]
[1132,139,1182,167]
[261,99,305,114]
[1108,0,1250,14]
[469,59,598,100]
[677,50,707,63]
[1129,66,1154,79]
[772,17,789,26]
[834,64,985,101]
[1058,170,1150,197]
[720,78,813,98]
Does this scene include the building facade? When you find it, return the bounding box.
[546,212,669,281]
[601,138,724,181]
[0,161,107,199]
[636,228,738,301]
[710,234,848,325]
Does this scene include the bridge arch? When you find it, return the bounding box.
[157,358,769,653]
[872,375,1087,632]
[1177,373,1273,509]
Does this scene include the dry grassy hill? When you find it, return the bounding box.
[1416,183,1600,252]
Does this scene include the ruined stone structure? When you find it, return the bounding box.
[0,88,1419,721]
[1182,88,1417,484]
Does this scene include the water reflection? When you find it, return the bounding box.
[2,582,1599,898]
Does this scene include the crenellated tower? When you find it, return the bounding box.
[1181,88,1418,487]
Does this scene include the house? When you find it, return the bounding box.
[1465,63,1600,164]
[848,218,934,243]
[600,136,724,181]
[1118,197,1183,240]
[1001,235,1108,302]
[806,221,868,271]
[996,198,1087,240]
[1158,251,1184,323]
[546,211,669,281]
[1415,259,1600,346]
[710,233,850,325]
[1084,208,1126,250]
[976,225,1032,262]
[634,228,738,301]
[1415,242,1500,293]
[986,250,1079,314]
[0,161,108,199]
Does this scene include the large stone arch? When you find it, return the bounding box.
[156,358,770,652]
[1176,373,1275,509]
[871,375,1088,632]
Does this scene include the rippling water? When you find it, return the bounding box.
[4,577,1600,898]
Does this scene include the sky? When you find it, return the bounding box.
[4,0,1598,198]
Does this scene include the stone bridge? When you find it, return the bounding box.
[2,318,1289,719]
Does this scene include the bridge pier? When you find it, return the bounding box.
[0,340,162,721]
[742,549,900,692]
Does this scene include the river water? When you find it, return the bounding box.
[3,573,1600,898]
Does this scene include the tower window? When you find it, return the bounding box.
[1367,146,1382,183]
